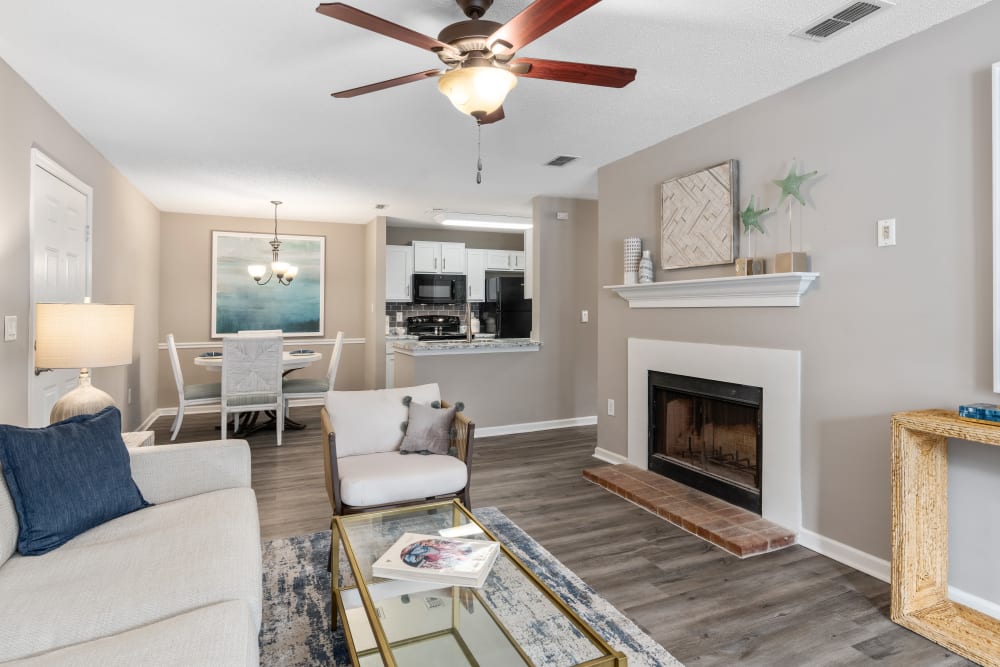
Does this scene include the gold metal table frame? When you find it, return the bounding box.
[331,499,628,667]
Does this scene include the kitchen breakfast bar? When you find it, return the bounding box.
[390,337,544,429]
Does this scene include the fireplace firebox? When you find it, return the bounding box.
[648,371,762,513]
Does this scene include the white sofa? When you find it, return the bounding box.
[0,439,262,666]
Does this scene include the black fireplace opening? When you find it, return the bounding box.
[648,371,763,514]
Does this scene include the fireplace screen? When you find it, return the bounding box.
[649,371,762,512]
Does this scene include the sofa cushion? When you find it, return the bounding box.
[338,451,468,507]
[0,600,258,667]
[326,383,440,457]
[400,401,455,455]
[0,463,16,568]
[0,487,261,662]
[0,407,149,556]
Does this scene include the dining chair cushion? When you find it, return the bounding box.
[0,407,150,556]
[325,384,440,458]
[282,377,329,395]
[400,402,456,455]
[337,451,467,507]
[183,383,222,401]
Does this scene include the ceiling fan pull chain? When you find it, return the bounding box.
[476,121,483,185]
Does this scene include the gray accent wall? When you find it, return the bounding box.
[0,57,160,430]
[596,0,1000,594]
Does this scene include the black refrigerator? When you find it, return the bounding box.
[482,276,532,338]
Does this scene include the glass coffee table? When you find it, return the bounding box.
[331,499,627,667]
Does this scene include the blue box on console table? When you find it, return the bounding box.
[958,403,1000,425]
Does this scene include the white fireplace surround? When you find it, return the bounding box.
[627,338,802,532]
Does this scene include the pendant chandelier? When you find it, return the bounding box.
[248,200,298,286]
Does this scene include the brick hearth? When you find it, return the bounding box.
[583,464,796,558]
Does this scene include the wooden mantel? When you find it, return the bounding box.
[605,272,819,308]
[891,409,1000,666]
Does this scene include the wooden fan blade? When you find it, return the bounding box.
[477,106,506,125]
[487,0,603,54]
[509,57,635,87]
[317,3,460,57]
[332,69,442,98]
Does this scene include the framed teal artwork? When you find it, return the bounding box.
[211,231,325,338]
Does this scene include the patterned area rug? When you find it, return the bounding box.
[260,507,682,666]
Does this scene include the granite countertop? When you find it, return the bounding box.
[385,333,496,341]
[392,337,540,356]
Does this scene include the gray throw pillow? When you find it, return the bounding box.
[400,402,456,455]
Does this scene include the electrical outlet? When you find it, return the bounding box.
[3,316,15,342]
[581,309,589,323]
[877,219,896,247]
[607,399,615,416]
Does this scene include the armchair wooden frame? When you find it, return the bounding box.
[320,401,475,517]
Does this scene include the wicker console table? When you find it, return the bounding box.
[891,409,1000,666]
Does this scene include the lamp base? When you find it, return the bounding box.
[50,371,117,424]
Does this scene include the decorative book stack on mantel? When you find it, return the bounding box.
[372,533,500,588]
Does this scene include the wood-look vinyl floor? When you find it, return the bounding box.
[153,409,972,666]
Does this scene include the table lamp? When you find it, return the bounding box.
[35,302,135,423]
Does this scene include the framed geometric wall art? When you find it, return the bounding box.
[660,159,740,270]
[211,231,325,338]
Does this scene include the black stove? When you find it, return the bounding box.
[406,315,473,342]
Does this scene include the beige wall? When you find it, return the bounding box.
[394,196,598,427]
[157,212,367,406]
[0,57,160,429]
[597,1,1000,566]
[385,227,524,251]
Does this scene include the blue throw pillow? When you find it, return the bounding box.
[0,406,150,555]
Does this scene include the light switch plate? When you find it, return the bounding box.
[581,309,589,323]
[877,219,896,246]
[4,316,15,342]
[607,399,615,416]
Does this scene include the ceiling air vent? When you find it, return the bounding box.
[792,0,894,42]
[546,155,579,167]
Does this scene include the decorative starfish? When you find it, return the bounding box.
[772,161,818,206]
[740,196,769,234]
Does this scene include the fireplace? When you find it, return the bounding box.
[648,371,762,513]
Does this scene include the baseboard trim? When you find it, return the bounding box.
[797,528,890,583]
[948,586,1000,619]
[476,416,597,438]
[592,447,629,465]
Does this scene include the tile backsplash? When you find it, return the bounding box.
[385,302,482,330]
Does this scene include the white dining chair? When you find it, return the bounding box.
[166,334,222,441]
[221,333,285,446]
[283,331,344,418]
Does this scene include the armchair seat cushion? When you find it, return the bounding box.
[338,451,467,508]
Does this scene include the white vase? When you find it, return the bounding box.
[638,250,654,284]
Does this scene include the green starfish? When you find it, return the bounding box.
[740,195,769,234]
[772,161,818,206]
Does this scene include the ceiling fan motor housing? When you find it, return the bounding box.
[437,19,507,64]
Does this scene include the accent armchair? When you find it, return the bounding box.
[321,383,474,516]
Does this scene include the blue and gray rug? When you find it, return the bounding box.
[260,507,682,666]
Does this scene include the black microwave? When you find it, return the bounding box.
[412,274,467,304]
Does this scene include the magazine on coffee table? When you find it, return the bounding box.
[372,532,500,588]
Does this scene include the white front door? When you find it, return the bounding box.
[28,150,92,426]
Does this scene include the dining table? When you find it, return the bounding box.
[193,349,323,434]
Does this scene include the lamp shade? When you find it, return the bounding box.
[35,303,135,369]
[438,66,517,117]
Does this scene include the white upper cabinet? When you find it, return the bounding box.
[485,249,525,271]
[386,245,413,301]
[466,249,486,302]
[413,241,465,274]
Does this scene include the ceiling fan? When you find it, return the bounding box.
[316,0,637,125]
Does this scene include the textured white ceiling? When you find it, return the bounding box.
[0,0,990,225]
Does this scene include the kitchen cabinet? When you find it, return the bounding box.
[485,249,525,271]
[385,245,413,301]
[413,241,466,274]
[466,249,486,302]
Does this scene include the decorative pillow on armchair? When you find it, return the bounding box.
[0,406,150,556]
[400,401,456,455]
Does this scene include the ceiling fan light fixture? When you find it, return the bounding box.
[438,65,516,117]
